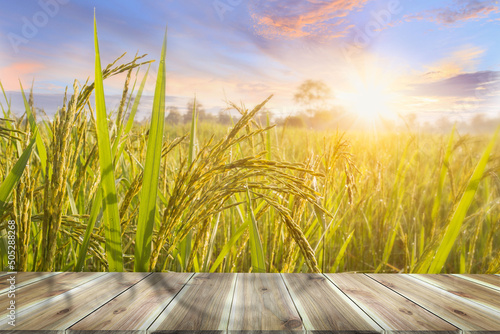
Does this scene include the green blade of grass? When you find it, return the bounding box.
[247,188,266,273]
[431,126,455,222]
[134,26,168,272]
[75,185,102,271]
[428,128,499,274]
[209,221,249,273]
[114,65,150,158]
[94,13,123,272]
[19,81,47,176]
[332,230,354,272]
[266,112,272,160]
[188,95,198,165]
[0,135,36,216]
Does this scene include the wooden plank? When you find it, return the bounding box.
[0,272,105,318]
[148,273,236,334]
[368,274,500,334]
[0,272,149,334]
[454,274,500,292]
[325,273,459,334]
[0,272,60,294]
[282,273,382,333]
[68,272,192,334]
[412,274,500,313]
[228,273,304,334]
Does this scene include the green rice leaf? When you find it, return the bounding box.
[134,26,167,272]
[332,230,354,272]
[19,81,47,176]
[432,126,455,222]
[0,135,36,217]
[209,221,249,273]
[428,127,499,273]
[188,95,198,165]
[94,13,123,272]
[75,185,102,271]
[247,188,266,273]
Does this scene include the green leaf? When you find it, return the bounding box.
[188,95,198,166]
[209,221,249,273]
[114,65,150,158]
[94,13,123,272]
[75,185,103,271]
[247,188,266,273]
[428,127,499,273]
[332,230,354,272]
[134,26,168,272]
[432,126,455,222]
[0,136,36,216]
[19,81,47,176]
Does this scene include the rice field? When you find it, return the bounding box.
[0,21,499,274]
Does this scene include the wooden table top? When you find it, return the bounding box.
[0,272,499,333]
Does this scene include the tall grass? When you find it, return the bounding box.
[0,23,499,273]
[134,27,167,272]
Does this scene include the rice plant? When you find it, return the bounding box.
[0,19,499,274]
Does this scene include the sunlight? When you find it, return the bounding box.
[345,83,393,122]
[337,59,399,127]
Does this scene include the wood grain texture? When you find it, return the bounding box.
[454,274,500,292]
[228,273,304,334]
[0,272,149,333]
[0,272,104,318]
[412,274,500,313]
[0,272,60,294]
[325,273,459,334]
[368,274,500,334]
[68,272,192,334]
[148,273,236,334]
[282,273,382,333]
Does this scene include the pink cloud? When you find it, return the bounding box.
[404,0,499,25]
[0,62,46,90]
[249,0,371,39]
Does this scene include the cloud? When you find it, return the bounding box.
[248,0,370,39]
[420,46,485,81]
[404,0,499,25]
[0,61,46,90]
[409,70,500,97]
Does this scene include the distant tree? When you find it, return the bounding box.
[184,99,206,123]
[166,106,181,124]
[255,109,273,127]
[294,80,331,115]
[435,116,453,133]
[217,109,231,125]
[285,115,306,128]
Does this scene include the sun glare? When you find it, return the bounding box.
[348,83,393,121]
[337,61,399,127]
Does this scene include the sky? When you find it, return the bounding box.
[0,0,499,124]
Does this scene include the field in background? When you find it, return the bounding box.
[1,26,499,274]
[1,101,499,273]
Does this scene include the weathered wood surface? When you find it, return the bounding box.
[0,272,104,319]
[0,273,499,333]
[68,272,192,334]
[412,274,500,313]
[0,272,60,293]
[148,273,237,333]
[369,274,500,334]
[454,274,500,291]
[282,273,382,333]
[228,273,303,334]
[0,272,148,333]
[326,273,459,334]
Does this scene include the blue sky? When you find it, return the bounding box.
[0,0,499,122]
